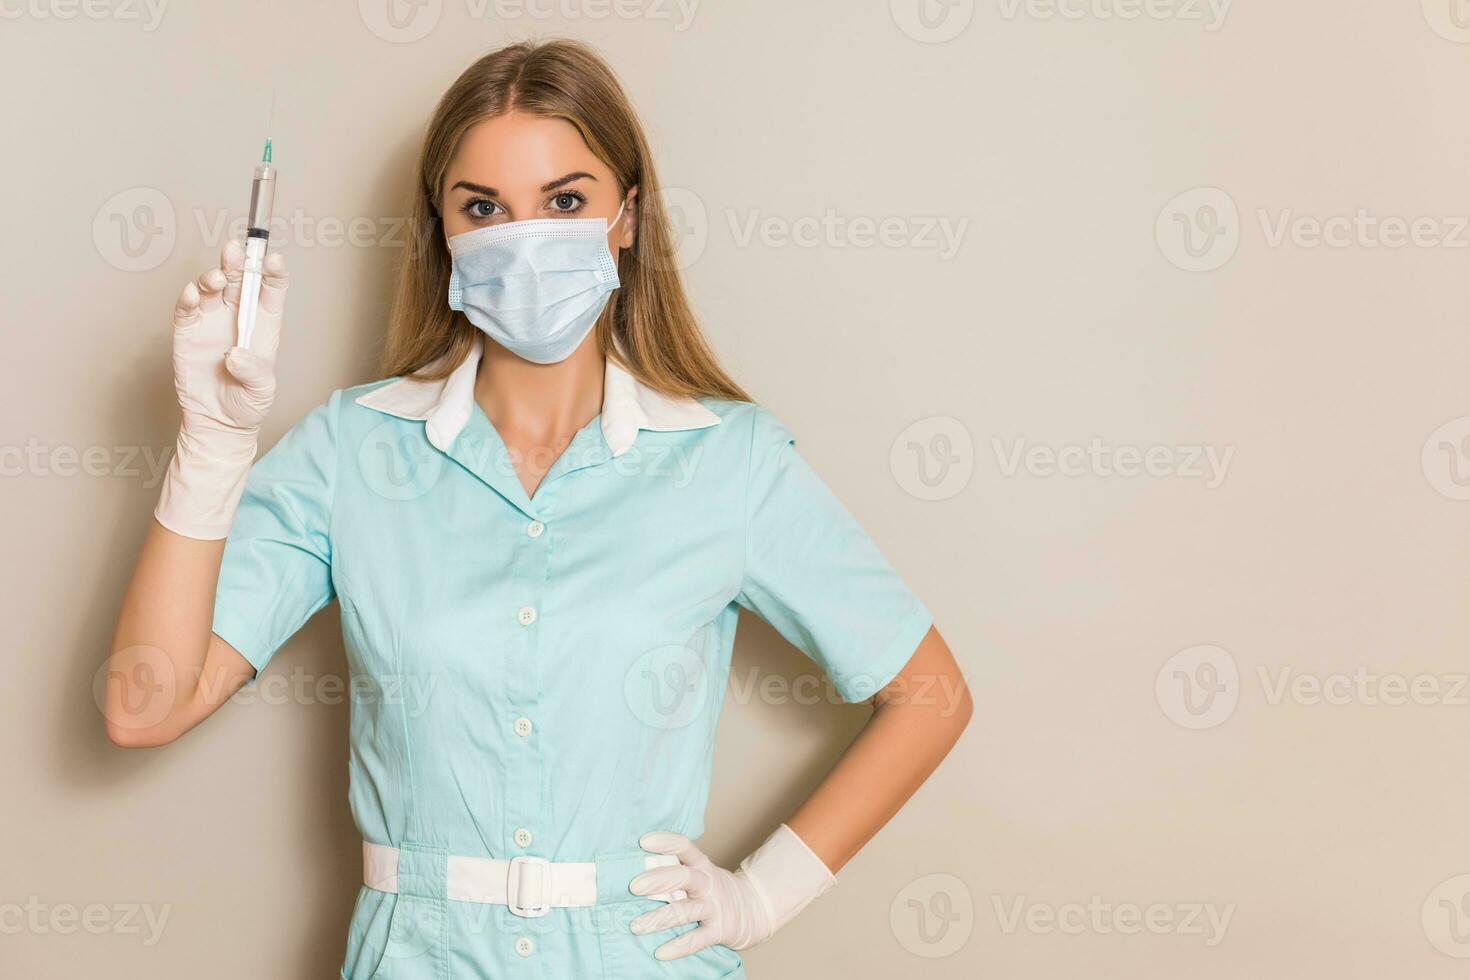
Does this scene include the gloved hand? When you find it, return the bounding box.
[154,240,288,539]
[628,823,836,961]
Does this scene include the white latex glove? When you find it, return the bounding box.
[154,240,288,539]
[628,823,836,961]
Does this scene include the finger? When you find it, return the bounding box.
[173,281,201,331]
[220,239,245,309]
[249,252,288,361]
[195,267,227,315]
[639,831,690,854]
[258,250,290,315]
[629,865,697,898]
[224,347,275,399]
[630,898,713,936]
[639,832,713,873]
[248,254,289,361]
[653,924,721,962]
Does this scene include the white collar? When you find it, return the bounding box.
[353,335,721,456]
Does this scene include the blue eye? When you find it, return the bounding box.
[460,198,499,219]
[550,192,585,213]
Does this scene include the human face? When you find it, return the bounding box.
[440,110,637,255]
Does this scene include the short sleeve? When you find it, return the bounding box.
[736,408,934,703]
[211,391,340,679]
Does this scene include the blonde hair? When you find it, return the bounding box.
[382,38,749,403]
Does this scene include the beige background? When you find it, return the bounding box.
[4,0,1470,976]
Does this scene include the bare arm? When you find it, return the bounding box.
[627,626,971,959]
[104,521,255,747]
[786,626,972,872]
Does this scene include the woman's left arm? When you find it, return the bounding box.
[629,409,971,959]
[630,627,970,959]
[786,625,972,872]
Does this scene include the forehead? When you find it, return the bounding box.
[445,111,611,186]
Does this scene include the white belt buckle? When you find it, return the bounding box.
[507,855,551,918]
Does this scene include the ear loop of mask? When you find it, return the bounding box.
[595,199,631,330]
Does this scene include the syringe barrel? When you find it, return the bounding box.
[247,163,276,236]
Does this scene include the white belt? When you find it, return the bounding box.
[363,842,686,918]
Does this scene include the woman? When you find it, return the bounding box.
[106,39,971,979]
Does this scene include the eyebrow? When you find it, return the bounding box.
[449,180,499,197]
[448,172,599,197]
[541,171,597,192]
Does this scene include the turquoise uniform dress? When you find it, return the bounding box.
[212,337,933,979]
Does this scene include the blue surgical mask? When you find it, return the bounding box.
[446,202,626,364]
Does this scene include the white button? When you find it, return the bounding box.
[515,936,534,957]
[514,827,533,847]
[517,606,537,626]
[513,716,533,738]
[527,520,545,539]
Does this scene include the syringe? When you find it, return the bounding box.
[236,138,276,350]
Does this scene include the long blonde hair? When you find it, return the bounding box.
[382,38,749,403]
